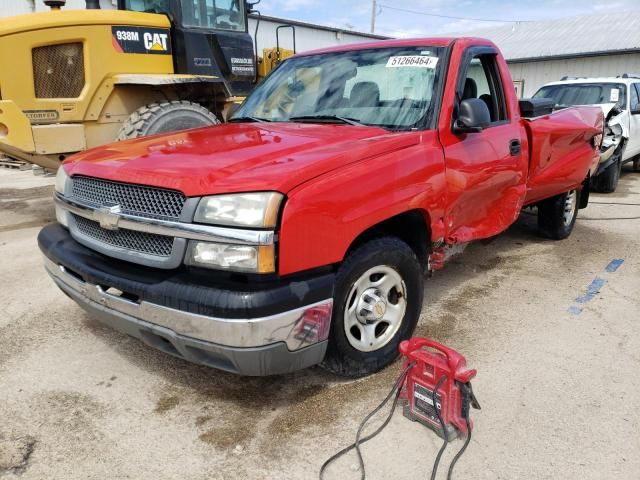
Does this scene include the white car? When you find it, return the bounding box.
[534,75,640,192]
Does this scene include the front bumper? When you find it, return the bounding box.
[39,224,335,376]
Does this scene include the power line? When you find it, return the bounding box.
[378,4,534,23]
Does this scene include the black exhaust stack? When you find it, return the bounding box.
[44,0,67,9]
[85,0,101,9]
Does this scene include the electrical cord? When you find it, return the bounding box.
[320,367,476,480]
[430,375,449,480]
[589,202,640,206]
[579,216,640,220]
[319,362,415,480]
[447,417,472,480]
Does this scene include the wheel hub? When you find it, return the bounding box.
[343,265,408,353]
[356,288,387,324]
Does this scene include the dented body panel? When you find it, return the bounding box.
[523,106,602,205]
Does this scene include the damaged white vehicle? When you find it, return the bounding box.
[534,75,640,192]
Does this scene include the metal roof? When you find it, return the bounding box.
[449,10,640,62]
[249,14,389,41]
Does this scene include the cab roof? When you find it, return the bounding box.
[543,77,640,87]
[293,37,497,57]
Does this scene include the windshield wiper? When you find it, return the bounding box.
[288,115,365,126]
[228,115,272,123]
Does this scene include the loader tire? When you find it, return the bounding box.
[537,189,579,240]
[117,101,220,140]
[592,158,621,193]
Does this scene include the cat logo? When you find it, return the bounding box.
[111,26,172,55]
[143,32,169,52]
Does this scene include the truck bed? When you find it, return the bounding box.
[523,106,603,205]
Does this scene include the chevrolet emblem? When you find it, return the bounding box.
[95,205,122,230]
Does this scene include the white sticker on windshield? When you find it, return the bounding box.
[386,55,438,68]
[610,88,620,102]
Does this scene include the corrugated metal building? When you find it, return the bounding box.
[3,0,116,14]
[454,11,640,97]
[248,14,386,54]
[0,2,385,52]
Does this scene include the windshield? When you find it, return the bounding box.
[233,46,444,130]
[124,0,246,32]
[534,83,627,109]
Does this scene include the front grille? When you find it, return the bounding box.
[73,215,174,257]
[71,176,186,220]
[32,43,85,99]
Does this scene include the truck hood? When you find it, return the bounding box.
[64,122,418,196]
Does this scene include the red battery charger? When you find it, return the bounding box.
[400,337,480,440]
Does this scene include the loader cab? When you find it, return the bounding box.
[117,0,256,95]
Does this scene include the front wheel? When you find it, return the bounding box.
[537,189,579,240]
[321,237,423,377]
[592,158,621,193]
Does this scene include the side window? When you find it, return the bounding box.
[631,84,640,112]
[459,53,508,123]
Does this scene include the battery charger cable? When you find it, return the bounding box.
[320,365,477,480]
[319,361,415,480]
[430,375,449,480]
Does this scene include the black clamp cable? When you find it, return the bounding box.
[320,366,480,480]
[319,362,415,480]
[430,375,449,480]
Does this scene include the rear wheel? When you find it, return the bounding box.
[117,101,220,140]
[321,237,423,377]
[592,158,621,193]
[537,189,579,240]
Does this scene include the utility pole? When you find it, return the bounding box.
[370,0,377,33]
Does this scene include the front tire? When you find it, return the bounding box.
[117,101,220,140]
[321,237,423,377]
[592,158,621,193]
[537,189,579,240]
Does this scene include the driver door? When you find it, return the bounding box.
[438,45,527,244]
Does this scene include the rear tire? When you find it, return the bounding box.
[321,237,423,377]
[117,101,220,140]
[537,189,579,240]
[592,158,621,193]
[633,157,640,172]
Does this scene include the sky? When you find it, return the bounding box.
[255,0,640,37]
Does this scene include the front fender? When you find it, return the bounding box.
[277,131,447,275]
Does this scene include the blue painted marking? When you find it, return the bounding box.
[575,277,607,304]
[568,260,623,315]
[605,259,624,273]
[567,305,583,316]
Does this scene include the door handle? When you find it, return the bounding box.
[509,139,521,156]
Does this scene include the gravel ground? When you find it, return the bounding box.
[1,166,639,480]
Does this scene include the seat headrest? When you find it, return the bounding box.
[350,81,380,108]
[463,78,478,100]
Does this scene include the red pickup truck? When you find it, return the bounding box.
[39,38,602,377]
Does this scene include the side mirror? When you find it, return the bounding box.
[453,98,491,134]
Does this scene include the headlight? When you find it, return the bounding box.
[194,192,283,228]
[186,241,275,273]
[55,166,69,195]
[54,167,70,228]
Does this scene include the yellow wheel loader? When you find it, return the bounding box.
[0,0,293,170]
